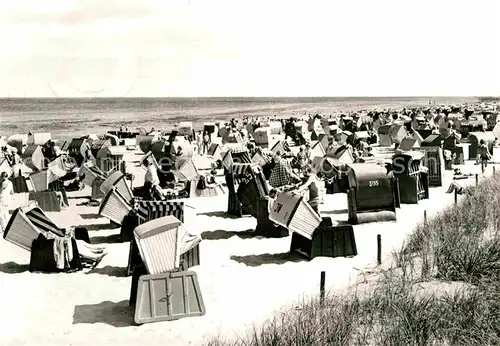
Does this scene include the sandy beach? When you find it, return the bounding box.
[0,143,492,345]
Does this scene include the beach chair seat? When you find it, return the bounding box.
[290,217,357,260]
[254,197,289,238]
[3,203,65,251]
[28,191,62,212]
[29,233,82,273]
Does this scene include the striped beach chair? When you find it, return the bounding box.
[127,200,195,276]
[3,202,65,251]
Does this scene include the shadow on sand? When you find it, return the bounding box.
[80,213,103,220]
[85,223,119,231]
[68,195,91,200]
[201,229,258,240]
[0,262,29,274]
[90,234,123,244]
[86,266,127,278]
[73,300,135,327]
[322,209,349,215]
[198,211,242,219]
[230,252,306,267]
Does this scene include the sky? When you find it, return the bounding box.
[0,0,498,97]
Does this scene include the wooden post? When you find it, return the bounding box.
[494,166,496,175]
[320,271,325,307]
[454,189,458,204]
[377,234,382,265]
[424,210,427,226]
[475,174,478,185]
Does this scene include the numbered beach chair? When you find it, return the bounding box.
[269,190,322,239]
[345,163,398,224]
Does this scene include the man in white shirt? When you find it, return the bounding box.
[0,172,14,233]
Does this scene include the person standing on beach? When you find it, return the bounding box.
[478,139,492,172]
[202,131,210,155]
[144,159,161,199]
[0,172,14,233]
[196,131,203,155]
[296,146,308,173]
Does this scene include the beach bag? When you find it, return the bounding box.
[196,176,207,190]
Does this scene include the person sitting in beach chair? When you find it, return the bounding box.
[293,167,321,216]
[3,146,22,178]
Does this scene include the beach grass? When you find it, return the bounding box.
[206,176,500,346]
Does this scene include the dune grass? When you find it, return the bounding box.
[207,177,500,346]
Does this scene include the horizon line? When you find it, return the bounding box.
[0,96,489,100]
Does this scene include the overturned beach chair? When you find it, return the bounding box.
[290,217,357,260]
[269,191,322,238]
[128,215,205,324]
[346,163,398,224]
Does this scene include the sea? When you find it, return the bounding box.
[0,97,478,140]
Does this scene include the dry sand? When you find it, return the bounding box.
[0,148,492,346]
